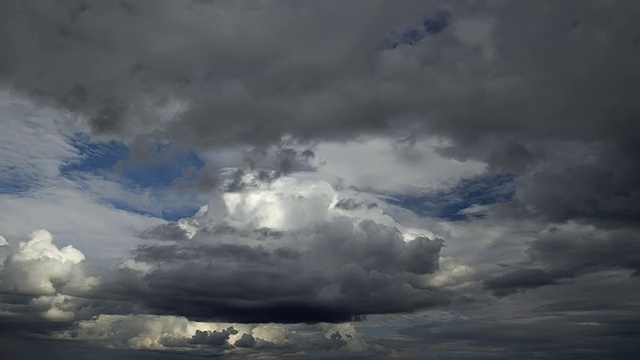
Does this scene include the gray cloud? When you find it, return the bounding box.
[104,219,446,323]
[483,223,640,296]
[1,1,636,145]
[189,327,237,346]
[2,0,640,358]
[527,225,640,276]
[3,0,640,227]
[140,222,189,242]
[483,268,573,297]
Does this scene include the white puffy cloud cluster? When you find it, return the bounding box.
[58,314,376,356]
[183,171,437,241]
[222,175,336,231]
[0,230,97,321]
[407,256,475,289]
[0,229,95,296]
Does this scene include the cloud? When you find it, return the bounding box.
[528,223,640,276]
[311,137,487,194]
[3,1,636,153]
[55,314,384,358]
[99,174,447,323]
[0,174,448,344]
[1,1,640,358]
[0,185,164,261]
[408,256,475,289]
[0,90,80,193]
[0,229,96,297]
[0,230,105,329]
[483,222,640,296]
[3,1,640,229]
[512,141,640,224]
[483,268,573,297]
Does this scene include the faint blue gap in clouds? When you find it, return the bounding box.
[61,133,207,220]
[381,10,451,49]
[123,151,204,188]
[388,173,515,221]
[0,171,38,195]
[61,133,128,175]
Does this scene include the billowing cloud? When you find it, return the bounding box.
[0,229,96,296]
[54,314,384,358]
[0,230,100,326]
[103,174,447,323]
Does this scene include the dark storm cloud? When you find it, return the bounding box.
[0,0,437,143]
[483,224,640,296]
[513,141,640,224]
[395,310,640,360]
[241,146,316,178]
[0,336,198,360]
[101,219,446,323]
[483,268,573,297]
[391,271,640,359]
[527,225,640,276]
[2,0,640,225]
[334,198,378,211]
[140,222,189,241]
[0,1,636,144]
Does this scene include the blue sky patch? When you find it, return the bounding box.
[62,133,205,188]
[389,173,515,221]
[62,133,128,175]
[424,11,451,34]
[0,171,38,195]
[61,133,207,220]
[121,151,204,188]
[381,10,451,49]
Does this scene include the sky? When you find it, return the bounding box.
[0,0,639,358]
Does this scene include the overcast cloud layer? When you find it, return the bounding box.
[1,0,639,358]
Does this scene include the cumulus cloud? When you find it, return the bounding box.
[0,173,449,342]
[0,230,102,328]
[101,173,447,323]
[0,229,96,296]
[56,314,382,357]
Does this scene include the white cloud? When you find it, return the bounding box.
[184,171,437,242]
[0,187,163,261]
[31,294,76,321]
[0,90,168,262]
[311,136,486,194]
[222,175,336,231]
[322,322,371,352]
[0,229,96,296]
[407,256,475,288]
[58,314,339,353]
[0,230,100,322]
[0,89,79,188]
